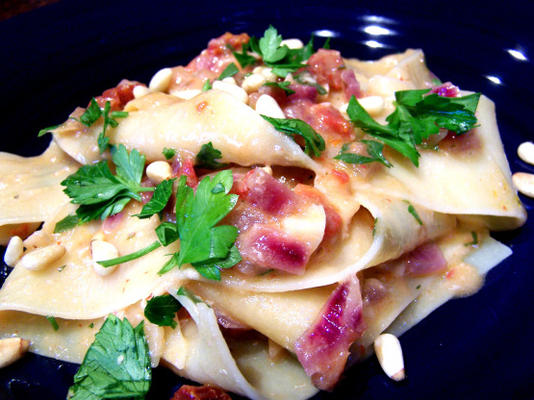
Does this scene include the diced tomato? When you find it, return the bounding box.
[95,79,143,111]
[172,158,198,188]
[307,49,345,90]
[430,81,459,97]
[171,385,231,400]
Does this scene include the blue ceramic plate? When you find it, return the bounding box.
[1,1,533,399]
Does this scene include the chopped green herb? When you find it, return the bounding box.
[162,147,176,160]
[232,41,257,68]
[98,103,129,154]
[79,98,102,127]
[465,231,479,247]
[257,269,274,276]
[323,37,331,49]
[37,124,60,137]
[261,115,325,157]
[244,26,315,78]
[416,284,421,290]
[54,214,79,233]
[61,145,154,223]
[98,240,161,268]
[334,140,392,168]
[264,81,296,95]
[88,323,94,328]
[372,218,378,237]
[217,63,239,80]
[196,142,228,169]
[176,287,202,304]
[404,200,423,225]
[293,74,327,95]
[57,265,66,272]
[135,179,175,219]
[202,79,212,92]
[46,316,59,331]
[68,315,151,400]
[101,170,240,280]
[144,294,182,328]
[346,90,480,166]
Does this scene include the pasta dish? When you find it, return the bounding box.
[0,27,526,399]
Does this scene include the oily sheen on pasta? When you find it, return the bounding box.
[0,27,526,400]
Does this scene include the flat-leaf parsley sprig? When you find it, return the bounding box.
[55,144,155,229]
[99,170,241,281]
[346,89,480,166]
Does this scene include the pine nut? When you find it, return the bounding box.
[146,161,172,184]
[518,142,534,165]
[253,66,276,81]
[133,85,151,99]
[222,77,236,85]
[512,172,534,198]
[171,89,201,100]
[18,244,65,271]
[4,236,23,267]
[0,337,30,368]
[91,239,119,276]
[255,94,285,118]
[149,67,173,92]
[241,73,266,92]
[374,333,406,381]
[212,80,248,103]
[280,39,304,49]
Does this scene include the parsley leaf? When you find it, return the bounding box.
[46,316,59,331]
[261,115,325,157]
[135,179,175,219]
[68,315,151,400]
[335,140,392,168]
[192,244,241,281]
[465,231,479,247]
[202,79,212,92]
[162,147,176,160]
[404,200,423,225]
[61,144,153,223]
[79,98,102,126]
[217,63,239,80]
[98,103,129,154]
[346,90,480,167]
[54,214,79,233]
[264,81,296,95]
[293,73,327,95]
[233,41,257,68]
[323,37,331,49]
[244,26,314,78]
[37,124,60,137]
[259,25,288,63]
[196,142,228,169]
[174,171,238,266]
[144,294,182,328]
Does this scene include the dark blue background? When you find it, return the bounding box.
[1,1,533,399]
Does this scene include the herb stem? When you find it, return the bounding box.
[98,240,161,267]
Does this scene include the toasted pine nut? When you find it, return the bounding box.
[4,236,23,267]
[222,77,236,85]
[146,161,172,184]
[512,172,534,198]
[280,39,304,49]
[91,239,119,276]
[255,94,285,118]
[261,166,273,175]
[212,80,248,103]
[253,66,276,81]
[149,67,173,92]
[374,333,406,381]
[18,244,65,271]
[357,96,385,116]
[518,142,534,165]
[133,85,151,99]
[0,337,30,368]
[171,89,201,100]
[241,73,267,92]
